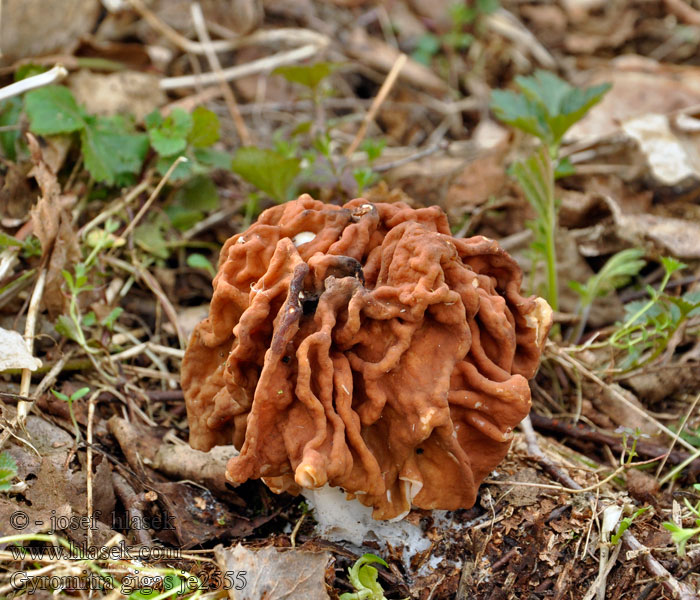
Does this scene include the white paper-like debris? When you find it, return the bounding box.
[302,486,431,556]
[0,328,42,372]
[622,114,700,185]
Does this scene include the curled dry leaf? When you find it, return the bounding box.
[0,0,100,64]
[27,135,80,316]
[568,55,700,141]
[68,70,166,122]
[214,544,331,600]
[0,328,42,372]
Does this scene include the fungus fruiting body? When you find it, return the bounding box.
[182,195,552,520]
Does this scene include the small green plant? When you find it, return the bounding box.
[24,86,149,186]
[663,484,700,556]
[569,248,646,342]
[145,105,228,181]
[186,252,215,277]
[611,506,650,545]
[607,257,700,372]
[340,553,389,600]
[55,219,123,352]
[491,71,611,314]
[231,62,387,215]
[0,451,18,491]
[412,0,500,65]
[0,232,42,258]
[51,386,90,443]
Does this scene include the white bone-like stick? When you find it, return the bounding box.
[0,65,68,103]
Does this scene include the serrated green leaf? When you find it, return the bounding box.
[82,311,97,327]
[492,72,610,149]
[101,307,123,330]
[360,138,386,163]
[55,315,81,343]
[273,62,339,90]
[0,451,18,492]
[147,108,192,156]
[187,253,215,276]
[133,223,169,259]
[165,205,202,230]
[156,153,194,181]
[25,86,84,135]
[192,147,233,169]
[231,147,301,203]
[80,116,149,185]
[173,175,219,212]
[188,106,220,148]
[660,256,686,276]
[490,89,549,142]
[0,98,22,160]
[0,232,22,249]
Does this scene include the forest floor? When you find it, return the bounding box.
[0,0,700,598]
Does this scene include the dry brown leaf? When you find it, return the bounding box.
[214,544,331,600]
[27,135,80,316]
[584,381,658,437]
[569,56,700,141]
[345,28,448,95]
[444,151,507,222]
[605,195,700,259]
[0,0,100,64]
[0,328,42,372]
[68,70,166,122]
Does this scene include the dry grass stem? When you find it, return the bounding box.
[190,2,251,145]
[345,53,407,158]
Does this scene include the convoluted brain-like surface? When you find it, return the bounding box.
[182,195,552,520]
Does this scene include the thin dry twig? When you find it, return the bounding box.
[120,157,187,241]
[0,65,67,102]
[86,390,98,548]
[15,267,48,427]
[549,343,697,454]
[190,2,251,145]
[160,43,326,90]
[112,471,153,547]
[656,392,700,478]
[521,417,699,600]
[345,53,407,158]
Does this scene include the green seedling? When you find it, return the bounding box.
[412,0,499,65]
[663,484,700,556]
[611,506,650,545]
[56,220,122,352]
[25,86,148,185]
[0,451,18,492]
[340,553,390,600]
[51,387,90,443]
[354,138,386,194]
[607,257,700,372]
[569,248,645,342]
[491,70,611,157]
[186,253,215,277]
[491,71,610,316]
[231,147,302,205]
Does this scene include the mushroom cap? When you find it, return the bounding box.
[182,195,552,520]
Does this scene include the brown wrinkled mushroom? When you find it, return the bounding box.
[182,195,552,520]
